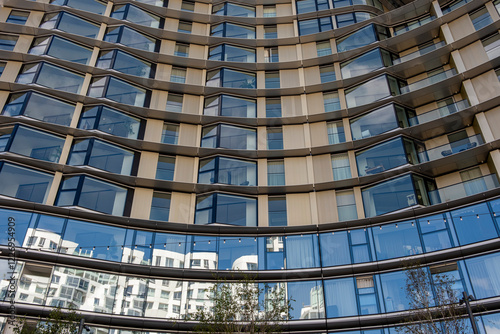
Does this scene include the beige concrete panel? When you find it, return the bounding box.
[58,135,73,165]
[256,6,264,17]
[424,134,450,150]
[0,91,10,109]
[471,70,500,103]
[304,122,311,148]
[144,119,164,142]
[306,93,325,115]
[0,62,21,83]
[440,24,455,44]
[137,151,159,178]
[343,118,352,142]
[192,22,207,36]
[407,72,428,85]
[178,123,198,147]
[256,47,266,63]
[309,122,329,147]
[155,63,172,81]
[174,155,196,183]
[258,159,268,186]
[338,89,347,109]
[69,103,83,129]
[165,18,179,31]
[486,2,500,21]
[0,8,10,22]
[80,73,92,96]
[348,151,357,178]
[151,90,168,110]
[170,192,194,224]
[258,195,269,227]
[432,0,443,17]
[277,4,293,15]
[183,94,202,114]
[465,126,475,137]
[287,193,312,226]
[435,172,461,188]
[415,101,438,115]
[45,172,62,206]
[169,0,182,10]
[88,47,100,68]
[161,40,176,55]
[258,127,267,150]
[96,23,107,42]
[353,187,365,219]
[312,154,334,183]
[462,79,479,106]
[280,69,299,89]
[309,192,319,225]
[450,50,466,74]
[302,42,318,59]
[104,1,113,16]
[331,39,338,54]
[256,26,264,39]
[12,35,32,54]
[284,157,308,185]
[282,95,302,117]
[459,42,489,71]
[317,190,337,223]
[400,46,419,57]
[26,11,43,27]
[484,107,500,140]
[257,97,266,118]
[278,23,294,38]
[479,162,490,175]
[487,150,500,176]
[278,45,298,62]
[449,15,475,41]
[195,2,210,14]
[186,68,203,85]
[304,66,321,86]
[190,44,205,58]
[283,124,305,149]
[130,188,154,219]
[256,72,265,90]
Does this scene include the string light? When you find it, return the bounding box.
[107,246,109,250]
[477,214,480,219]
[178,242,181,247]
[149,244,152,248]
[460,216,463,221]
[164,243,166,248]
[92,246,95,251]
[379,226,382,230]
[427,220,430,224]
[238,238,241,243]
[208,240,211,244]
[411,222,414,226]
[395,224,398,228]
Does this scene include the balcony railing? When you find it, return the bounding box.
[400,68,457,93]
[429,174,500,204]
[418,134,483,162]
[393,41,446,65]
[408,100,469,126]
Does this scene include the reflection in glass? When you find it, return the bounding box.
[218,237,258,270]
[206,69,256,89]
[16,62,84,94]
[351,104,414,140]
[204,95,256,117]
[210,23,256,39]
[324,278,357,317]
[208,44,256,62]
[372,221,422,260]
[111,4,162,28]
[198,157,256,186]
[97,49,153,78]
[88,76,149,107]
[201,124,256,150]
[451,203,497,245]
[337,24,390,52]
[212,2,255,17]
[195,193,257,226]
[50,0,107,15]
[78,105,141,139]
[345,75,406,108]
[29,35,93,65]
[285,234,320,269]
[0,162,53,203]
[40,12,100,38]
[288,280,325,319]
[341,48,396,79]
[104,26,158,52]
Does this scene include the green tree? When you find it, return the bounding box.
[13,307,82,334]
[191,274,292,334]
[396,261,468,334]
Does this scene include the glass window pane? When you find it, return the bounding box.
[346,75,392,108]
[268,196,287,226]
[451,203,497,245]
[372,221,422,260]
[466,252,500,299]
[285,234,320,269]
[320,231,351,266]
[356,138,408,176]
[41,12,100,38]
[8,125,65,162]
[78,105,141,139]
[218,237,258,270]
[324,278,357,317]
[0,163,53,203]
[30,36,93,65]
[288,280,325,319]
[50,0,107,15]
[350,104,399,140]
[150,192,170,222]
[337,24,379,52]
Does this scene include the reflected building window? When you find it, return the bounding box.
[16,62,85,94]
[40,12,100,38]
[156,155,175,181]
[201,124,256,150]
[111,4,163,28]
[198,156,256,186]
[268,196,287,226]
[0,162,53,203]
[150,192,171,222]
[29,35,93,65]
[204,95,256,117]
[96,49,154,78]
[104,25,159,52]
[195,193,257,226]
[87,76,151,107]
[78,105,143,139]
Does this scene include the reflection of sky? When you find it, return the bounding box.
[218,237,257,270]
[0,209,33,246]
[0,259,11,280]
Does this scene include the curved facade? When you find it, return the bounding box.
[1,0,500,332]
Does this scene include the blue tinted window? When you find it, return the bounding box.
[150,192,170,222]
[265,72,280,89]
[372,221,422,260]
[208,44,256,62]
[4,125,65,162]
[320,231,351,266]
[296,0,329,13]
[161,123,179,144]
[327,120,345,144]
[201,124,256,150]
[285,234,320,269]
[337,24,382,52]
[7,10,29,25]
[266,98,281,117]
[153,233,186,268]
[97,49,153,78]
[88,76,150,107]
[156,155,175,181]
[2,92,74,126]
[0,34,17,51]
[50,0,107,15]
[16,62,84,94]
[212,2,255,17]
[198,157,256,186]
[345,75,395,108]
[350,104,401,140]
[362,175,416,217]
[267,160,285,186]
[267,127,283,150]
[40,12,100,38]
[341,48,388,79]
[380,271,412,312]
[418,214,453,252]
[356,138,408,176]
[204,95,256,117]
[288,280,325,319]
[320,65,336,83]
[268,196,287,226]
[0,162,53,203]
[451,203,497,245]
[218,237,258,270]
[0,208,32,247]
[29,36,93,65]
[466,252,500,299]
[111,4,162,28]
[104,26,159,52]
[206,69,256,89]
[324,278,357,317]
[298,17,333,36]
[195,193,257,226]
[68,139,135,175]
[210,23,255,39]
[78,105,141,139]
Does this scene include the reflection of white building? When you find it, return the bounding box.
[299,285,325,319]
[232,255,258,270]
[24,228,79,255]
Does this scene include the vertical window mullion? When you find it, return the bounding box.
[4,124,18,152]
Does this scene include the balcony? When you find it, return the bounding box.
[408,100,469,126]
[419,134,483,162]
[429,174,500,204]
[400,68,457,93]
[393,41,446,65]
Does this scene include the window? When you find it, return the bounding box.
[337,24,390,52]
[350,104,413,140]
[266,98,281,117]
[268,196,287,226]
[206,69,256,89]
[336,190,357,221]
[97,49,153,78]
[88,76,150,107]
[0,62,4,76]
[104,25,159,52]
[345,75,406,108]
[174,43,189,57]
[296,0,329,13]
[56,175,128,215]
[7,10,29,25]
[210,23,256,39]
[264,47,279,63]
[170,67,186,83]
[470,7,492,30]
[268,160,285,186]
[156,156,175,181]
[482,33,500,60]
[267,127,283,150]
[29,35,93,65]
[178,21,192,33]
[166,93,183,113]
[332,153,351,180]
[195,193,257,226]
[372,220,422,260]
[336,12,372,28]
[264,25,277,39]
[0,162,53,203]
[265,72,280,89]
[40,12,100,38]
[356,276,379,314]
[161,123,179,144]
[68,138,135,175]
[201,124,256,150]
[198,156,257,186]
[212,2,255,17]
[204,95,256,118]
[324,91,341,112]
[181,1,195,11]
[1,125,65,163]
[78,105,142,139]
[0,34,17,51]
[317,41,332,57]
[50,0,107,15]
[393,15,434,35]
[298,17,333,36]
[324,278,357,317]
[209,44,256,62]
[111,4,162,28]
[2,91,75,126]
[327,120,345,144]
[320,65,336,83]
[341,48,396,79]
[285,235,321,269]
[16,62,84,94]
[263,5,276,17]
[150,192,171,222]
[418,214,453,252]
